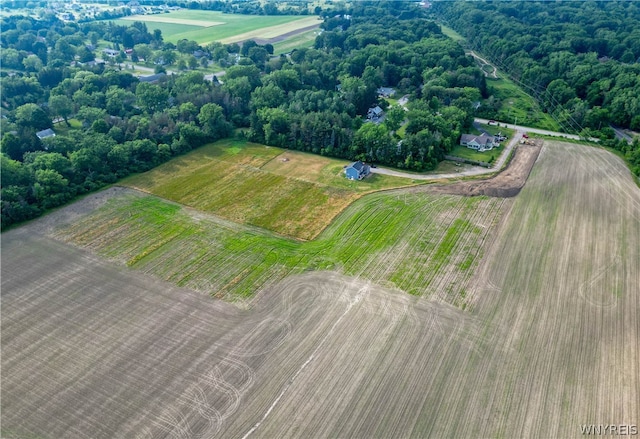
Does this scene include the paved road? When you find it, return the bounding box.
[474,118,600,142]
[611,125,634,144]
[204,71,226,81]
[96,58,225,81]
[371,129,522,181]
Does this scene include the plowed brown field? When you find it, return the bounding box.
[2,140,638,438]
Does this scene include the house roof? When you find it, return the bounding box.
[377,87,396,96]
[461,133,495,145]
[36,128,56,139]
[349,160,364,171]
[368,106,384,116]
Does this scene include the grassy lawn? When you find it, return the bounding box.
[438,24,465,42]
[485,76,559,131]
[53,118,83,135]
[433,160,475,174]
[120,139,418,240]
[449,145,498,163]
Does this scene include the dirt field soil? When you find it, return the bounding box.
[426,139,543,197]
[2,140,638,438]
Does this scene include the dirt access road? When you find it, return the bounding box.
[371,128,523,181]
[467,50,497,78]
[425,139,543,198]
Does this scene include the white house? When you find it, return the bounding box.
[460,133,498,152]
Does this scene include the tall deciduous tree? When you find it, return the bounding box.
[48,95,73,126]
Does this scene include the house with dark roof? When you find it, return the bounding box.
[345,161,371,180]
[36,128,56,139]
[367,106,384,121]
[460,133,498,152]
[377,87,396,98]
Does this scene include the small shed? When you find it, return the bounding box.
[345,161,371,180]
[36,128,56,140]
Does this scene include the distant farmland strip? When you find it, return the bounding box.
[272,28,319,54]
[120,15,225,27]
[110,11,319,44]
[216,17,320,44]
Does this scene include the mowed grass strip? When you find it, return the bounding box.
[216,16,320,44]
[121,139,414,240]
[109,19,202,40]
[120,15,225,27]
[449,145,498,162]
[273,29,319,55]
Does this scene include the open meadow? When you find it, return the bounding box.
[114,11,319,44]
[2,140,639,438]
[120,139,418,240]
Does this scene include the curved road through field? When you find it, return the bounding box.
[371,128,523,181]
[371,119,604,181]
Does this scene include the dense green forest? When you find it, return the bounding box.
[433,1,640,131]
[1,1,485,229]
[432,0,640,178]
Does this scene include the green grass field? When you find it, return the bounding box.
[449,145,498,162]
[114,11,318,44]
[438,24,465,43]
[120,139,416,240]
[484,76,559,131]
[52,118,83,135]
[272,29,319,54]
[54,187,506,303]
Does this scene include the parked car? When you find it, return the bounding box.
[488,120,497,125]
[522,133,529,138]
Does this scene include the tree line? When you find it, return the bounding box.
[432,0,640,177]
[2,1,486,229]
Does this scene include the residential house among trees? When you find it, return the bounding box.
[367,106,384,122]
[345,161,371,180]
[36,128,56,140]
[460,133,498,152]
[377,87,396,98]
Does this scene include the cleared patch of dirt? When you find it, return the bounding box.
[426,139,543,198]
